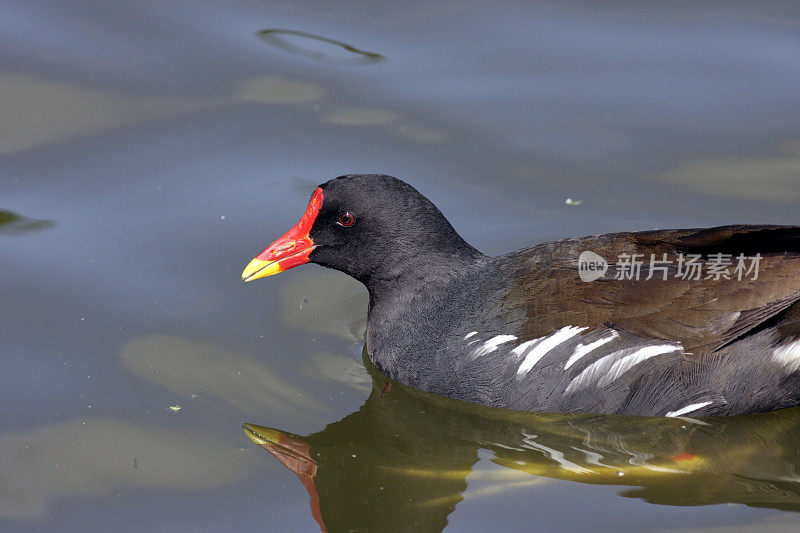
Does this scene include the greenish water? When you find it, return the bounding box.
[2,2,800,531]
[245,352,800,532]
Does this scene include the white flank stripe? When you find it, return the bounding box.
[565,344,681,393]
[472,334,517,357]
[773,339,800,373]
[665,401,713,418]
[564,332,619,370]
[596,345,679,387]
[517,326,588,375]
[464,331,478,340]
[511,338,542,358]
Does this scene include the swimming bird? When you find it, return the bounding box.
[242,174,800,417]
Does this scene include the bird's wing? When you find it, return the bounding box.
[503,225,800,354]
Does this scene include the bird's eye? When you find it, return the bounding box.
[337,212,356,227]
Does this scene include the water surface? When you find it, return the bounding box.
[2,1,800,531]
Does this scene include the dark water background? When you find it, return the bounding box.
[2,2,800,531]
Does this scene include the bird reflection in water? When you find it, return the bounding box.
[244,350,800,533]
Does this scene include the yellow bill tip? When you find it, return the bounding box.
[242,423,283,446]
[241,257,282,282]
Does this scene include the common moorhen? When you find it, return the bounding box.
[242,174,800,417]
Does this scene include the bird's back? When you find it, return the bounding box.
[369,225,800,416]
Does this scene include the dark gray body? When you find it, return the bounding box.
[365,229,800,417]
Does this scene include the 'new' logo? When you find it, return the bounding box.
[578,251,608,282]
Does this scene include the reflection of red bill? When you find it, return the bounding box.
[243,424,326,532]
[241,188,324,282]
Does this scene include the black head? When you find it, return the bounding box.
[309,175,482,283]
[241,174,482,288]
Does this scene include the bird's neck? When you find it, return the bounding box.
[361,250,490,384]
[363,248,487,303]
[363,249,486,336]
